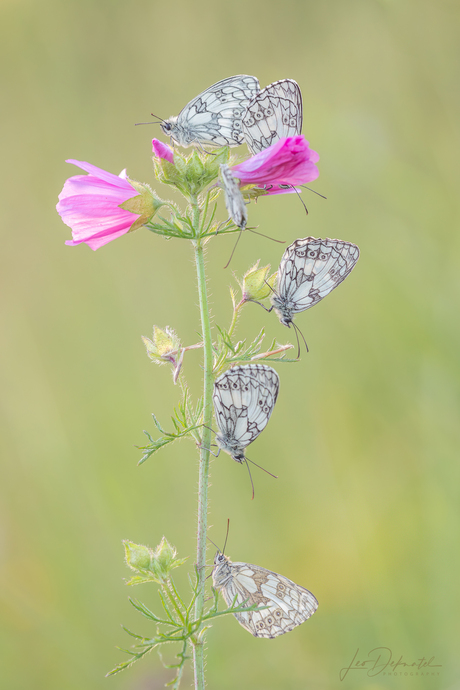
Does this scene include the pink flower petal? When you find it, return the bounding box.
[57,160,141,250]
[152,139,174,164]
[231,136,319,188]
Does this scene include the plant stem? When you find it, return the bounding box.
[192,201,214,689]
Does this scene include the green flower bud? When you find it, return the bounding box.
[124,540,153,571]
[142,326,180,365]
[202,146,230,182]
[119,179,166,232]
[151,537,188,583]
[153,152,186,189]
[240,261,277,303]
[153,147,231,198]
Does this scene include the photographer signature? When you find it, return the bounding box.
[340,647,442,680]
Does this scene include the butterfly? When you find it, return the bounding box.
[242,79,303,155]
[212,550,318,638]
[270,237,360,328]
[160,75,260,148]
[220,164,248,230]
[213,364,279,464]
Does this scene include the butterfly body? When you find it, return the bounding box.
[271,237,360,327]
[242,79,303,154]
[160,75,260,148]
[220,164,248,230]
[213,364,279,463]
[212,551,318,638]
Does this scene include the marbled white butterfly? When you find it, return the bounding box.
[242,79,303,155]
[213,364,279,463]
[271,237,360,328]
[212,550,318,638]
[160,75,260,148]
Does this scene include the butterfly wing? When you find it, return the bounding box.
[242,79,303,154]
[213,364,279,454]
[218,561,318,638]
[171,75,260,147]
[276,237,360,315]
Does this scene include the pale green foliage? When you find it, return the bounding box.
[137,389,203,465]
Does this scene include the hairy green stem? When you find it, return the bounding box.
[192,200,214,689]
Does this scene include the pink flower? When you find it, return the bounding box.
[152,138,174,164]
[231,135,319,188]
[57,160,142,250]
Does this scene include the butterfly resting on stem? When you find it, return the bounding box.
[250,237,360,356]
[212,549,318,638]
[204,364,279,498]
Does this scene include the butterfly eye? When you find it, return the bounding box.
[257,622,265,629]
[258,400,263,406]
[308,251,317,258]
[289,118,297,126]
[275,610,282,617]
[320,253,327,260]
[267,617,273,625]
[255,111,264,120]
[245,116,255,126]
[296,249,305,257]
[233,109,242,117]
[232,382,238,389]
[222,383,228,389]
[263,405,269,413]
[233,120,242,130]
[282,115,290,125]
[265,108,274,116]
[244,385,249,391]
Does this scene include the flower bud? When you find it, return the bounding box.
[151,537,188,583]
[240,261,277,303]
[153,145,230,197]
[142,326,180,365]
[124,540,153,571]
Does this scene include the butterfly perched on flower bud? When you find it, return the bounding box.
[160,75,260,148]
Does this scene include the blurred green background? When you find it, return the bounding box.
[1,0,459,688]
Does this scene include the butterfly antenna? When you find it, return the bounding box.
[245,459,255,500]
[224,228,243,269]
[222,518,230,556]
[135,113,167,126]
[151,113,168,124]
[292,321,309,356]
[202,424,217,436]
[300,185,327,199]
[289,185,309,215]
[291,320,301,359]
[248,228,285,244]
[206,535,221,550]
[246,455,278,479]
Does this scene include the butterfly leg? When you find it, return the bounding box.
[193,139,217,156]
[248,299,274,313]
[196,442,221,458]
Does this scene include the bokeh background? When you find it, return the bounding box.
[1,0,459,688]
